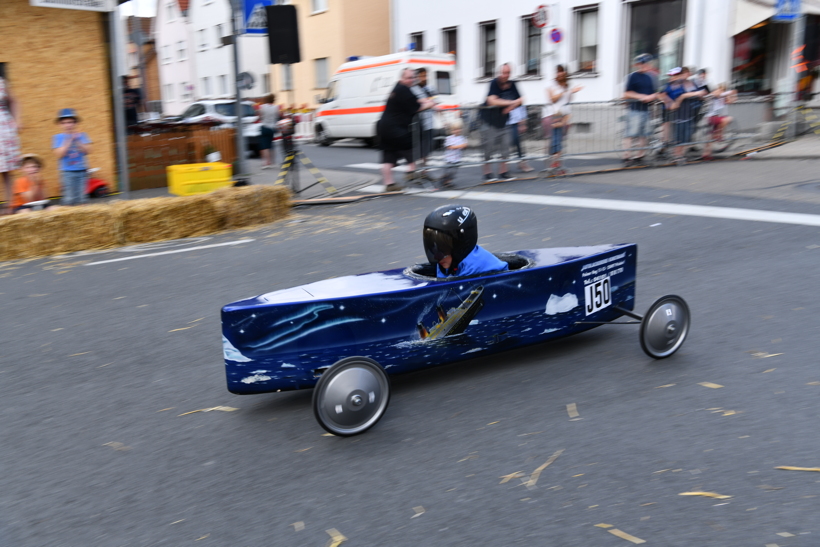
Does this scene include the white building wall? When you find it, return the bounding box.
[392,0,738,105]
[189,1,272,101]
[155,0,196,115]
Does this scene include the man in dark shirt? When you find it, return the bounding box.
[122,76,142,133]
[480,63,523,182]
[376,68,435,191]
[622,54,657,165]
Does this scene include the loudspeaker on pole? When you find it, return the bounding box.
[266,5,301,65]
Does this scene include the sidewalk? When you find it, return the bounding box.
[107,156,380,202]
[745,133,820,161]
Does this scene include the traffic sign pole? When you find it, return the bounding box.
[229,0,248,180]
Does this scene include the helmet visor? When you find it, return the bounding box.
[423,228,453,263]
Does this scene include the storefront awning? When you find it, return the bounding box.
[732,0,820,36]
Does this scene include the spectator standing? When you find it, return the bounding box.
[481,63,523,182]
[0,74,22,215]
[411,68,437,181]
[543,64,582,174]
[52,108,92,205]
[376,68,435,191]
[258,94,279,169]
[689,68,711,130]
[622,54,657,166]
[507,104,533,173]
[122,76,142,133]
[439,120,467,188]
[659,67,706,165]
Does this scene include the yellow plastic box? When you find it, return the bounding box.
[167,162,233,196]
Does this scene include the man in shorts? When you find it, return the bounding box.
[376,69,435,191]
[480,63,523,182]
[622,54,657,166]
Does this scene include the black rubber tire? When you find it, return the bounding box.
[312,357,390,436]
[316,124,333,147]
[639,295,690,359]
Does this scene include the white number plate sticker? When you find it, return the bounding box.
[584,276,611,316]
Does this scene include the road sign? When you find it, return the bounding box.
[244,0,272,34]
[237,72,255,90]
[773,0,801,21]
[550,28,562,43]
[532,4,549,28]
[30,0,114,12]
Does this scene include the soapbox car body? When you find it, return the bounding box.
[221,243,689,435]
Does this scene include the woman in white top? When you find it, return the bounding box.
[542,65,582,173]
[258,94,279,169]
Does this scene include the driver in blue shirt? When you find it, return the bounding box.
[423,205,509,278]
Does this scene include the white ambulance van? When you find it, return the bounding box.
[313,51,458,147]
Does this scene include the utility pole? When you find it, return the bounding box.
[110,5,130,198]
[229,0,248,180]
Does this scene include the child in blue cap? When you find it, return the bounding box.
[52,108,92,205]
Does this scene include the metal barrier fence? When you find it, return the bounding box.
[408,94,812,178]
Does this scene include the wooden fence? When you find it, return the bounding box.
[127,124,237,191]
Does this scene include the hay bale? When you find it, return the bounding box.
[209,186,291,229]
[0,205,119,260]
[114,195,223,244]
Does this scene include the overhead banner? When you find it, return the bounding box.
[30,0,115,12]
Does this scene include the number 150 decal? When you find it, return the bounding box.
[584,276,611,316]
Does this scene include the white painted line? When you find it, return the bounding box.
[347,163,409,172]
[417,190,820,227]
[84,239,255,266]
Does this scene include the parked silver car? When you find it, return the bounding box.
[173,100,261,154]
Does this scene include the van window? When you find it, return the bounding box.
[436,71,452,95]
[325,80,337,102]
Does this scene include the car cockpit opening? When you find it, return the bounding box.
[404,253,534,281]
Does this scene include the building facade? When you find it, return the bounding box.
[267,0,391,107]
[392,0,820,105]
[126,16,162,114]
[154,0,279,116]
[155,0,197,115]
[0,0,117,197]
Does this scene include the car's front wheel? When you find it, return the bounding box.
[312,357,390,436]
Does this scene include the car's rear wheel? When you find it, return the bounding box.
[640,295,690,359]
[312,357,390,436]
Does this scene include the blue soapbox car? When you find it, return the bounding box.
[221,243,690,435]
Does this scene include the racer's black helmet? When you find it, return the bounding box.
[423,205,478,270]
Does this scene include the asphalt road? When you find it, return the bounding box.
[2,159,820,546]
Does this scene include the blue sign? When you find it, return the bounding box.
[244,0,272,34]
[773,0,800,21]
[550,28,562,43]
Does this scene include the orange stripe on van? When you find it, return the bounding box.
[336,60,402,74]
[335,57,455,74]
[408,58,456,66]
[316,106,386,117]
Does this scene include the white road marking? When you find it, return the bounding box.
[347,154,484,172]
[84,240,255,266]
[416,190,820,227]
